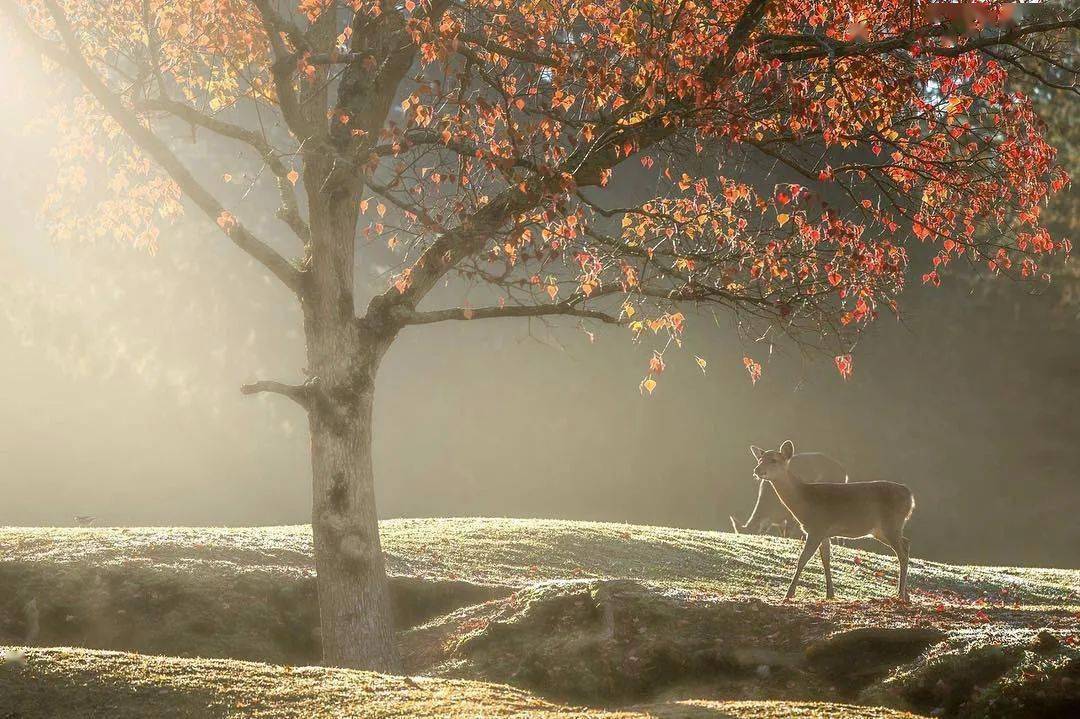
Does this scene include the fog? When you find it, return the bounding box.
[1,55,1077,570]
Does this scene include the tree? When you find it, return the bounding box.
[1,0,1074,670]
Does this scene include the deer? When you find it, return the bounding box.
[750,440,915,602]
[731,451,849,538]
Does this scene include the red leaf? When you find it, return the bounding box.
[834,354,853,380]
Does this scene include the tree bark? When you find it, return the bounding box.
[303,166,400,671]
[307,359,398,671]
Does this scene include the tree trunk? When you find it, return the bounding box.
[303,170,399,671]
[306,326,399,671]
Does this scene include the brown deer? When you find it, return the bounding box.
[750,440,915,601]
[732,452,849,538]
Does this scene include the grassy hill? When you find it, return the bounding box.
[0,646,928,719]
[1,519,1078,717]
[3,518,1077,600]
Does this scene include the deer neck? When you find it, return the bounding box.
[768,468,807,517]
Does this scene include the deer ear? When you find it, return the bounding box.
[779,440,795,459]
[750,445,765,461]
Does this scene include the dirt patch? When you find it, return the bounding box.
[862,629,1080,718]
[0,562,509,665]
[403,580,830,703]
[805,627,947,684]
[390,576,511,628]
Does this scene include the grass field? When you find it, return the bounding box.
[3,518,1077,603]
[1,519,1077,718]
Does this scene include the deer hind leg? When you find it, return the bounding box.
[898,536,911,602]
[819,538,835,599]
[879,528,910,602]
[786,534,823,601]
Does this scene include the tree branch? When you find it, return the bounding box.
[456,32,560,68]
[249,0,309,52]
[390,302,623,326]
[1,0,303,295]
[766,18,1080,63]
[240,379,313,409]
[138,98,310,242]
[372,127,539,173]
[250,0,318,141]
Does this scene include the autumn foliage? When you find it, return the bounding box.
[6,0,1074,389]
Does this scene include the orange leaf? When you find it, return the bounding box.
[743,356,762,385]
[216,210,236,231]
[834,354,853,380]
[287,169,299,186]
[649,353,665,375]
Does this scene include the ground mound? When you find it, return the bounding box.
[0,646,927,719]
[399,579,1079,716]
[1,519,1078,717]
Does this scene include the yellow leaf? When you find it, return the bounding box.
[640,377,657,395]
[546,284,558,300]
[777,213,790,227]
[695,356,707,373]
[377,203,387,218]
[623,303,635,318]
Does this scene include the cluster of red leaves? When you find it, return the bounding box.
[374,0,1069,384]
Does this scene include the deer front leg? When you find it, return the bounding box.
[785,534,823,601]
[741,479,768,533]
[819,538,835,599]
[898,537,911,602]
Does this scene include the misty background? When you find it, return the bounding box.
[1,53,1077,570]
